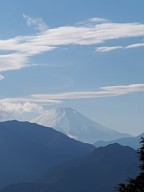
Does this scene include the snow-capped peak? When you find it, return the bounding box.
[31,107,130,143]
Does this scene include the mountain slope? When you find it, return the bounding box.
[0,120,94,188]
[94,132,144,149]
[31,107,130,143]
[0,144,139,192]
[38,144,139,192]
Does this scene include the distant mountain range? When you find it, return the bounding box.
[94,132,144,149]
[31,107,130,143]
[0,144,139,192]
[0,120,94,188]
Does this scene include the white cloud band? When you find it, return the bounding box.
[96,42,144,52]
[0,17,144,73]
[0,83,143,119]
[32,84,144,100]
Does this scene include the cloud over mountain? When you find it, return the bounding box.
[0,83,144,120]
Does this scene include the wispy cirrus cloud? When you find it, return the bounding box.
[23,14,48,32]
[77,17,110,26]
[0,83,143,118]
[0,75,4,80]
[96,42,144,52]
[32,84,144,100]
[125,42,144,49]
[88,17,110,23]
[96,46,123,52]
[0,97,62,105]
[1,17,144,77]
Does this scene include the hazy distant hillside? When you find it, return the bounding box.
[94,132,144,149]
[31,107,130,143]
[0,144,139,192]
[0,120,94,188]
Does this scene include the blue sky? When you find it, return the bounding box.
[0,0,144,135]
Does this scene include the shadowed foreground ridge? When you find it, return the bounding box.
[0,143,139,192]
[0,120,94,188]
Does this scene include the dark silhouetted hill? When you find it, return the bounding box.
[0,144,139,192]
[0,120,94,188]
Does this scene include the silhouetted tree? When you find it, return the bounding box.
[116,137,144,192]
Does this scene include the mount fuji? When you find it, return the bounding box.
[31,107,130,143]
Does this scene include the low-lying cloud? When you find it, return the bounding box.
[0,83,143,120]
